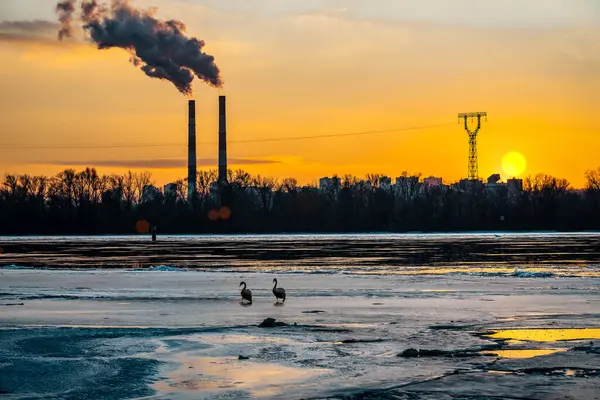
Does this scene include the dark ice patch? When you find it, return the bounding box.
[256,346,297,361]
[7,332,158,358]
[0,327,206,399]
[0,356,161,399]
[340,339,385,344]
[489,367,600,378]
[258,318,290,328]
[570,344,600,354]
[428,324,476,331]
[398,344,500,358]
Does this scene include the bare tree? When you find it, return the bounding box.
[51,169,77,206]
[525,174,570,194]
[17,175,35,199]
[2,174,18,197]
[197,169,217,197]
[395,172,422,202]
[231,169,252,188]
[342,174,359,189]
[122,171,137,206]
[278,177,298,193]
[32,176,48,199]
[73,168,106,204]
[365,173,383,189]
[175,179,188,202]
[586,168,600,191]
[106,174,125,202]
[134,171,154,204]
[252,175,277,211]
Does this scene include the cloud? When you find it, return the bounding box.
[0,20,61,44]
[0,20,58,33]
[341,0,600,28]
[39,158,281,169]
[171,0,600,28]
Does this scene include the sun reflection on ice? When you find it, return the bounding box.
[482,348,568,359]
[486,328,600,342]
[153,356,330,397]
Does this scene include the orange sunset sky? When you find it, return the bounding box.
[0,0,599,188]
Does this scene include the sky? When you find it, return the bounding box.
[0,0,599,187]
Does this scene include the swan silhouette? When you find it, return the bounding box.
[272,278,286,303]
[239,281,252,304]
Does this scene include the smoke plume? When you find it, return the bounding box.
[56,0,222,95]
[57,0,77,40]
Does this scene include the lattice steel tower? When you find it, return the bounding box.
[458,112,487,181]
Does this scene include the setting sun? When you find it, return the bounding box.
[502,152,527,178]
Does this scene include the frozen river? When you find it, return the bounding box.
[1,233,599,399]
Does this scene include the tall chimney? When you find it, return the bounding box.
[188,100,197,201]
[218,95,228,183]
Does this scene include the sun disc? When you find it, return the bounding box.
[502,152,527,178]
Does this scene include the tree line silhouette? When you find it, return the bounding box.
[0,167,599,234]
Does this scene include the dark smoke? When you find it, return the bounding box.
[56,0,222,95]
[81,0,103,21]
[56,0,76,40]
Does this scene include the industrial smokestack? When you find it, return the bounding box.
[218,95,228,184]
[188,100,197,200]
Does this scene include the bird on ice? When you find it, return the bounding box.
[239,281,252,304]
[272,278,286,303]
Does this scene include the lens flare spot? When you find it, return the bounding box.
[219,206,231,220]
[208,209,220,221]
[135,219,150,234]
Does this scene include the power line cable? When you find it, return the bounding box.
[0,143,177,150]
[0,122,454,150]
[227,122,453,144]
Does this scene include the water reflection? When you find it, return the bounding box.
[153,356,328,396]
[2,234,599,276]
[486,328,600,342]
[482,349,567,359]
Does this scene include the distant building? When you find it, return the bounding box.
[319,177,341,190]
[423,176,443,188]
[484,174,507,195]
[487,174,501,185]
[379,176,392,189]
[507,178,523,192]
[164,183,178,197]
[356,180,372,191]
[142,185,161,202]
[102,188,123,202]
[454,178,483,192]
[395,175,420,186]
[394,175,421,199]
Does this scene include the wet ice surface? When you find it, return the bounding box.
[1,232,599,272]
[1,270,600,399]
[1,233,600,399]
